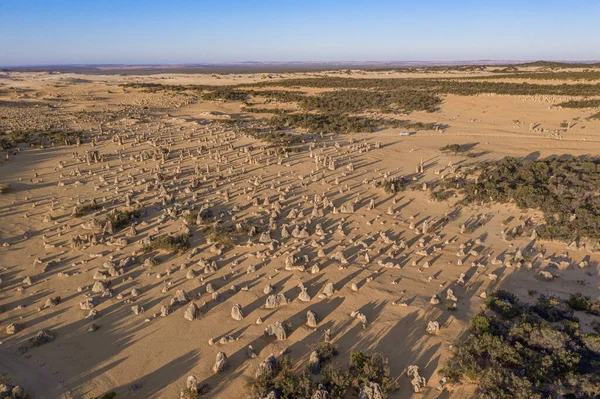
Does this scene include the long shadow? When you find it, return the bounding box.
[109,350,200,398]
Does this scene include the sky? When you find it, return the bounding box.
[1,0,599,66]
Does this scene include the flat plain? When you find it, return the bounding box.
[1,63,600,399]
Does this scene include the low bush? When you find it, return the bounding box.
[182,208,214,226]
[267,113,436,134]
[376,177,407,194]
[313,341,338,363]
[440,143,464,154]
[244,107,292,115]
[486,290,523,319]
[203,224,236,250]
[442,290,600,398]
[443,156,600,240]
[246,350,396,399]
[567,293,592,312]
[107,207,142,230]
[299,89,441,114]
[40,130,83,145]
[588,111,600,120]
[430,189,454,202]
[143,234,189,253]
[349,351,397,394]
[72,202,101,218]
[557,99,600,109]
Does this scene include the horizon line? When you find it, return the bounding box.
[4,59,600,69]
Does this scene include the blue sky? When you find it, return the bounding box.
[1,0,599,66]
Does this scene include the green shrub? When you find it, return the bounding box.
[40,130,83,145]
[183,209,214,226]
[557,99,600,109]
[471,314,491,333]
[244,107,292,115]
[349,351,397,394]
[203,223,253,250]
[246,350,396,399]
[299,89,441,114]
[430,189,454,201]
[202,87,248,101]
[442,291,600,398]
[107,207,142,230]
[244,76,600,97]
[440,143,463,153]
[143,234,189,253]
[243,128,303,147]
[567,293,591,312]
[530,296,575,322]
[273,358,313,398]
[321,366,352,399]
[446,156,600,240]
[72,202,101,218]
[486,290,522,319]
[314,342,338,362]
[376,177,407,194]
[267,113,436,134]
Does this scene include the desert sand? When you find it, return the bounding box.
[1,66,600,399]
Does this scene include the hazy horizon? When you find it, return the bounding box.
[5,59,600,68]
[1,0,599,66]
